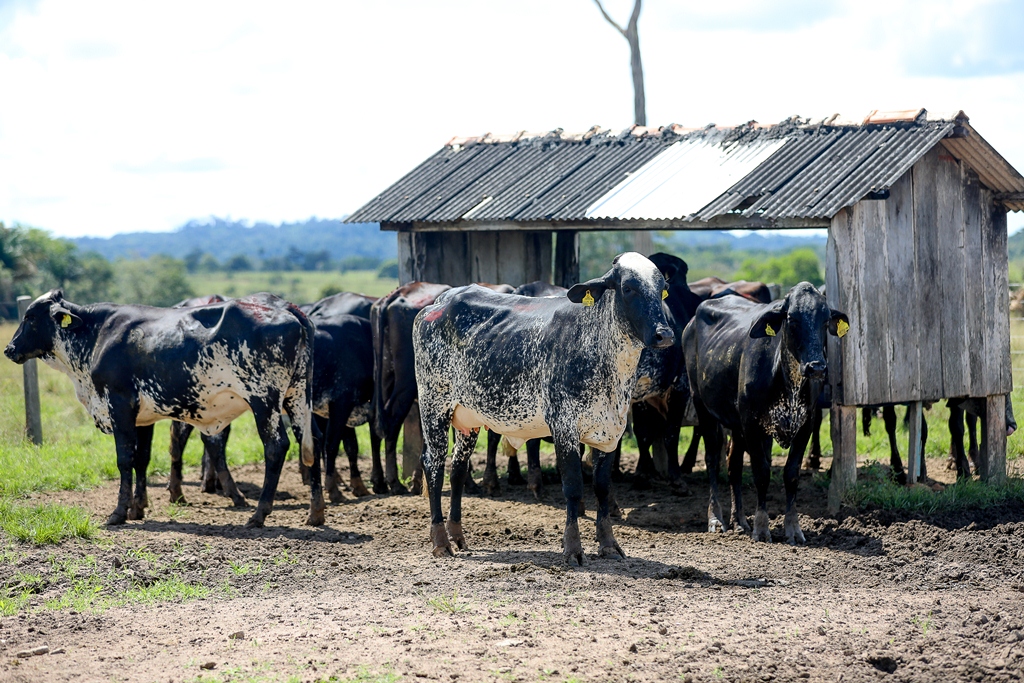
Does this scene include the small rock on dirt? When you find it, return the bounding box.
[228,631,245,640]
[200,662,217,670]
[495,639,523,648]
[16,645,49,658]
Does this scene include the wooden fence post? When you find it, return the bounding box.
[979,394,1007,485]
[16,296,43,445]
[906,401,923,484]
[828,404,856,514]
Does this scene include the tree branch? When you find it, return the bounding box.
[627,0,642,31]
[592,0,626,37]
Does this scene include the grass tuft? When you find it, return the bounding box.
[0,498,97,544]
[427,590,470,614]
[846,472,1024,514]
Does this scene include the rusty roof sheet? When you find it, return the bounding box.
[346,110,1024,224]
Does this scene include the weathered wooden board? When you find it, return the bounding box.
[554,231,580,289]
[935,149,969,398]
[991,210,1013,393]
[825,224,844,405]
[906,401,923,484]
[396,232,415,285]
[400,230,552,287]
[913,149,945,400]
[858,199,892,404]
[961,168,988,398]
[828,405,857,514]
[885,172,921,403]
[979,393,1007,484]
[981,192,1001,397]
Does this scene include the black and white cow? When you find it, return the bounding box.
[683,282,848,544]
[4,290,319,528]
[413,253,674,564]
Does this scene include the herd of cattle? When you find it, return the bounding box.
[2,252,1011,564]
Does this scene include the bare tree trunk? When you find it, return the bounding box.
[593,0,649,253]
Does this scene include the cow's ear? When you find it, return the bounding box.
[567,278,612,307]
[828,310,850,338]
[51,306,82,330]
[750,304,786,339]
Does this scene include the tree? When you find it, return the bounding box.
[736,248,824,289]
[225,254,254,272]
[593,0,645,126]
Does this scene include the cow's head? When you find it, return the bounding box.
[567,252,674,349]
[748,282,849,381]
[4,290,83,365]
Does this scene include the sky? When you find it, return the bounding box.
[1,0,1023,238]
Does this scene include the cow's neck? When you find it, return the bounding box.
[582,296,644,386]
[44,307,112,429]
[763,327,813,448]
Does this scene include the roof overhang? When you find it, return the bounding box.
[380,216,831,232]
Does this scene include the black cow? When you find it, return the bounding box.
[710,280,773,304]
[683,282,848,544]
[300,291,377,320]
[371,282,453,495]
[4,290,319,528]
[946,398,1017,480]
[413,253,674,564]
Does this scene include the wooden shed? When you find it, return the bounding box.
[347,109,1024,505]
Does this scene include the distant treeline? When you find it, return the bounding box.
[182,246,397,278]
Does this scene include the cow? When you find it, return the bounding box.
[4,290,319,528]
[946,398,1017,480]
[688,276,727,300]
[710,280,773,304]
[413,253,674,564]
[683,282,849,544]
[165,295,243,507]
[300,291,377,320]
[370,281,513,496]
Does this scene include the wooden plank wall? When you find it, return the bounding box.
[829,145,1012,405]
[396,230,552,287]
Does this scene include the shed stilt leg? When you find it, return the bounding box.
[828,405,856,515]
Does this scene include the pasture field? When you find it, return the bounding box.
[187,270,399,303]
[1,322,1023,682]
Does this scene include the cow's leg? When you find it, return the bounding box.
[966,411,980,471]
[784,421,812,545]
[748,435,773,543]
[129,424,154,520]
[205,426,243,506]
[168,421,191,505]
[446,428,479,551]
[862,406,874,436]
[919,414,929,480]
[948,404,971,480]
[805,408,823,471]
[342,424,369,497]
[482,429,501,496]
[385,427,409,495]
[632,408,656,490]
[107,403,139,525]
[201,443,217,494]
[593,447,624,559]
[699,416,726,533]
[883,405,906,485]
[320,413,344,504]
[681,425,701,474]
[300,415,326,526]
[371,426,393,494]
[555,433,585,566]
[247,405,290,529]
[526,438,543,499]
[507,433,526,486]
[421,407,453,557]
[728,435,750,534]
[356,428,380,497]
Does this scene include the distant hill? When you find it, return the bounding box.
[658,230,826,253]
[72,217,396,262]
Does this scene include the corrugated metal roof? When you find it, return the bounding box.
[345,110,1024,224]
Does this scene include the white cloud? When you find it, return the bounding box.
[0,0,1022,237]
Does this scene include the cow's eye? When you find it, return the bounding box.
[622,284,632,294]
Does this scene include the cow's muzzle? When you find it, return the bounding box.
[649,325,675,349]
[3,344,24,365]
[801,360,826,379]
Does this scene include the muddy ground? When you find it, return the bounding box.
[2,448,1023,683]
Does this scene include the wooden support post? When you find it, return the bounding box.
[16,296,43,445]
[906,401,923,484]
[979,394,1007,485]
[554,231,579,288]
[828,405,856,514]
[402,402,423,482]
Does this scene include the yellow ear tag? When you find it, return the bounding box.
[582,290,595,307]
[765,323,776,337]
[662,289,668,300]
[61,314,72,329]
[836,319,849,338]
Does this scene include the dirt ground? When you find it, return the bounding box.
[2,448,1023,683]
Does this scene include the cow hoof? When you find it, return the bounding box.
[328,488,345,504]
[169,491,188,506]
[507,469,526,486]
[371,472,387,495]
[306,509,326,527]
[106,511,127,526]
[446,521,467,550]
[349,476,371,497]
[708,518,725,534]
[599,543,625,559]
[732,512,751,535]
[409,480,424,496]
[463,477,482,496]
[127,504,145,521]
[431,523,454,557]
[230,493,249,508]
[609,500,623,519]
[245,514,265,529]
[388,481,409,495]
[432,545,454,558]
[784,511,805,545]
[527,469,543,499]
[752,510,772,543]
[201,479,216,495]
[482,470,500,496]
[562,524,585,567]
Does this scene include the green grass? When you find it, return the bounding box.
[426,590,471,614]
[846,467,1024,513]
[0,498,97,544]
[188,269,398,303]
[42,574,211,612]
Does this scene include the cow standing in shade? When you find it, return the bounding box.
[413,254,674,564]
[4,291,319,528]
[683,282,848,544]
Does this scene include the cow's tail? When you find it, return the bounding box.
[286,303,316,467]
